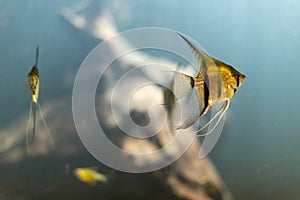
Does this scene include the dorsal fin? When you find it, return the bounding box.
[178,33,227,102]
[35,46,39,67]
[177,33,213,73]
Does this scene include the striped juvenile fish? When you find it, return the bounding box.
[26,46,55,153]
[164,34,245,136]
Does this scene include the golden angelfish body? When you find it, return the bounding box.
[28,65,39,104]
[28,46,40,104]
[165,34,245,133]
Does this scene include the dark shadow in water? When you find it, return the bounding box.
[0,152,182,200]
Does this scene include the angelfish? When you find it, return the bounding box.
[165,34,245,136]
[26,46,55,153]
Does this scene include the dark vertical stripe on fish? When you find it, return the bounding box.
[197,80,209,116]
[201,69,210,113]
[190,77,195,88]
[203,81,209,111]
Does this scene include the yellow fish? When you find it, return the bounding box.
[165,34,245,135]
[73,167,107,186]
[28,46,39,104]
[26,46,55,153]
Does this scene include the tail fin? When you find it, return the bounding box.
[26,101,37,154]
[172,72,194,100]
[37,102,55,150]
[163,87,175,134]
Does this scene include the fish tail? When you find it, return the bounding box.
[172,71,194,100]
[37,102,55,150]
[163,87,175,136]
[30,102,37,145]
[26,101,36,154]
[32,102,37,144]
[35,45,39,67]
[163,63,194,132]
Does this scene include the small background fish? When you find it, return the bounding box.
[73,167,108,186]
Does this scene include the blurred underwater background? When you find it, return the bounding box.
[0,0,300,199]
